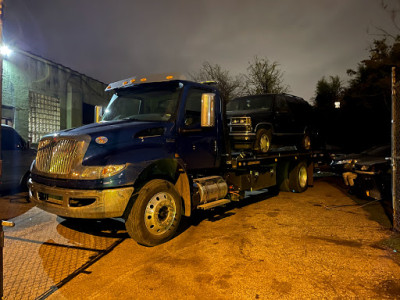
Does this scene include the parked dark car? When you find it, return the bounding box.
[330,145,391,175]
[330,144,391,201]
[227,94,313,153]
[0,125,36,193]
[351,145,391,200]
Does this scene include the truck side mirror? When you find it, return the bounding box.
[201,93,215,127]
[95,106,103,123]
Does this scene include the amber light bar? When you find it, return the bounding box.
[105,73,184,91]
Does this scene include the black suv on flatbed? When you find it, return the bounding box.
[227,94,313,153]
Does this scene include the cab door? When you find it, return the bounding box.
[176,87,218,170]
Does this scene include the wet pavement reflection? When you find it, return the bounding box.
[1,193,127,300]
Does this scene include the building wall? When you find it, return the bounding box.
[2,50,110,142]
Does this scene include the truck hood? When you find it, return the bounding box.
[41,120,175,166]
[46,120,174,142]
[32,120,177,187]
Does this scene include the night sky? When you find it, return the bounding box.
[4,0,397,102]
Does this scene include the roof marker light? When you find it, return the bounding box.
[106,85,111,90]
[130,79,136,83]
[123,81,128,85]
[140,78,147,82]
[166,75,173,80]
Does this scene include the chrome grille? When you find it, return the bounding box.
[36,138,80,175]
[230,125,249,133]
[229,117,252,133]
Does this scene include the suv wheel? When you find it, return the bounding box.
[301,133,311,150]
[255,129,272,153]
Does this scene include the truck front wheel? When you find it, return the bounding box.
[125,179,182,246]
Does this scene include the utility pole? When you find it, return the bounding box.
[392,67,400,231]
[0,0,3,178]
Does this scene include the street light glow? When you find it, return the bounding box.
[0,45,12,57]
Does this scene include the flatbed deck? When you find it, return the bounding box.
[228,146,313,168]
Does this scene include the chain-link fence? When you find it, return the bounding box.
[392,67,400,231]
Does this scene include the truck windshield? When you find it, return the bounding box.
[227,95,274,111]
[102,81,183,122]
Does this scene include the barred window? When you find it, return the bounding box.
[28,92,60,143]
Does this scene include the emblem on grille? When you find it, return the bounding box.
[95,136,108,144]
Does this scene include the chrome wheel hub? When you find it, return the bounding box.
[303,136,311,150]
[299,166,308,188]
[144,192,177,235]
[260,134,270,152]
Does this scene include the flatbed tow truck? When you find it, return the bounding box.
[28,74,313,246]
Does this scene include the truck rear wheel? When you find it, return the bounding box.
[289,161,308,193]
[125,179,182,246]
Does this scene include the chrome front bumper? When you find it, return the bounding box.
[28,179,134,219]
[229,132,255,149]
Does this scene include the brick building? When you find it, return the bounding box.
[1,48,110,144]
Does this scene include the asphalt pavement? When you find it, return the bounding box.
[1,177,400,299]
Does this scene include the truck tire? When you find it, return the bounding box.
[19,172,30,192]
[255,128,272,153]
[288,161,308,193]
[125,179,182,246]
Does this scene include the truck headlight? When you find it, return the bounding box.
[72,164,126,179]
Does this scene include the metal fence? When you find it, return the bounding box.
[1,220,14,300]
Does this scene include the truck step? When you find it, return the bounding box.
[198,199,231,210]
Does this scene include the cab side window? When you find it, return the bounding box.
[184,88,206,129]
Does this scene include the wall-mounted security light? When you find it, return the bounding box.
[0,45,12,57]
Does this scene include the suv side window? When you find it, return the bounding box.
[275,95,290,113]
[246,96,273,110]
[184,88,209,129]
[286,98,302,112]
[286,97,312,119]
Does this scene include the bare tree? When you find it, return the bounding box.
[244,56,290,95]
[370,0,400,39]
[189,62,244,102]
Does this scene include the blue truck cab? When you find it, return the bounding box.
[29,74,311,246]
